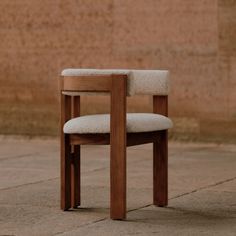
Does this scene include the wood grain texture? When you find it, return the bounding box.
[153,95,168,206]
[70,133,110,145]
[153,95,168,116]
[127,132,160,146]
[71,96,81,208]
[61,94,72,210]
[110,75,127,219]
[62,74,127,92]
[153,130,168,206]
[70,131,160,147]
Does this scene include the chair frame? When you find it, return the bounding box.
[60,74,168,220]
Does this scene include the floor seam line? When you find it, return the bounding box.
[52,204,156,235]
[0,153,39,161]
[0,177,59,191]
[126,177,236,213]
[128,203,153,213]
[0,151,59,162]
[170,176,236,200]
[53,217,107,236]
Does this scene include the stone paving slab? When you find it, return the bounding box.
[209,179,236,192]
[0,137,235,235]
[59,190,236,236]
[0,204,106,236]
[0,137,59,160]
[0,178,152,211]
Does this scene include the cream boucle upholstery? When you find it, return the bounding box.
[63,113,173,134]
[61,69,169,96]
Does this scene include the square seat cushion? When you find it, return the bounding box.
[63,113,173,134]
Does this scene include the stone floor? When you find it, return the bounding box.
[0,137,235,236]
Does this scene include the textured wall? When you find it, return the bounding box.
[0,0,235,142]
[216,0,236,142]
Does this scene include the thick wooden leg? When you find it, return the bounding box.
[61,94,72,210]
[71,96,81,208]
[110,76,127,220]
[110,143,126,219]
[71,145,81,208]
[153,130,168,207]
[61,134,72,210]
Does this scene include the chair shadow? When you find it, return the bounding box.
[125,205,235,226]
[65,205,235,226]
[67,206,109,214]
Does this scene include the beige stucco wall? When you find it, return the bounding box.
[0,0,235,142]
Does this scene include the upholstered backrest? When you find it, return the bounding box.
[61,69,169,96]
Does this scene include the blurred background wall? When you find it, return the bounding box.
[0,0,235,142]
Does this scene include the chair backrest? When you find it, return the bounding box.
[61,69,169,96]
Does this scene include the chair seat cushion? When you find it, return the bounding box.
[63,113,173,134]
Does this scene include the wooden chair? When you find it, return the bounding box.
[60,69,173,220]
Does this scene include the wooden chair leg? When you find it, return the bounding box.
[110,142,126,219]
[110,75,127,220]
[153,130,168,207]
[61,94,72,210]
[70,96,81,208]
[71,145,81,208]
[61,134,72,210]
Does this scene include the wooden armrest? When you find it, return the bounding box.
[60,74,127,143]
[61,74,127,93]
